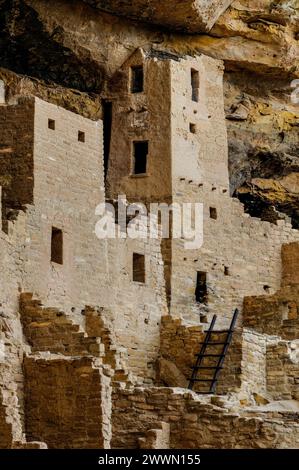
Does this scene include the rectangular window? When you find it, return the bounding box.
[133,141,148,175]
[191,69,199,102]
[189,123,196,134]
[103,100,112,178]
[209,207,217,220]
[131,66,144,93]
[78,131,85,143]
[48,119,55,130]
[51,227,63,265]
[133,253,145,283]
[195,271,208,304]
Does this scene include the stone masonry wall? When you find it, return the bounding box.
[23,96,105,313]
[266,339,299,401]
[0,211,31,448]
[159,316,269,397]
[24,355,111,448]
[170,180,299,327]
[243,242,299,339]
[112,387,299,449]
[169,54,299,324]
[0,96,167,381]
[106,50,299,327]
[0,98,35,232]
[107,48,172,203]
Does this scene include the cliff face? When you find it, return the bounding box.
[0,0,298,224]
[82,0,235,33]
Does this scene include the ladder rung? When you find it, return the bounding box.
[188,378,216,382]
[198,341,230,345]
[191,366,223,370]
[204,329,234,333]
[195,353,225,357]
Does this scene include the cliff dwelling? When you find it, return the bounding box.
[0,0,298,453]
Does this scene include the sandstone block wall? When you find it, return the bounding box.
[0,98,35,231]
[0,96,168,382]
[24,355,111,448]
[0,389,13,449]
[0,80,5,104]
[107,48,172,203]
[171,55,229,189]
[158,315,275,398]
[24,97,105,312]
[171,179,299,326]
[282,242,299,287]
[243,243,299,339]
[0,46,298,449]
[158,315,242,394]
[159,314,299,403]
[266,340,299,401]
[106,50,299,327]
[112,387,299,449]
[19,293,102,357]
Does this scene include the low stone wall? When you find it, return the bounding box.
[267,340,299,401]
[111,387,299,449]
[243,288,299,340]
[243,243,299,340]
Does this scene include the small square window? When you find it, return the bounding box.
[78,131,85,143]
[131,66,144,93]
[133,253,145,283]
[51,227,63,265]
[48,119,55,130]
[190,123,196,134]
[210,207,217,220]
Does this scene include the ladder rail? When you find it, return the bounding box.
[188,314,217,390]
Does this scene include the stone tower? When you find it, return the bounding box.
[106,48,299,327]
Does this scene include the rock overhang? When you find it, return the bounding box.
[83,0,235,33]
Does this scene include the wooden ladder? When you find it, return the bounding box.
[188,309,239,394]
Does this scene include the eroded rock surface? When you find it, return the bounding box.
[83,0,235,33]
